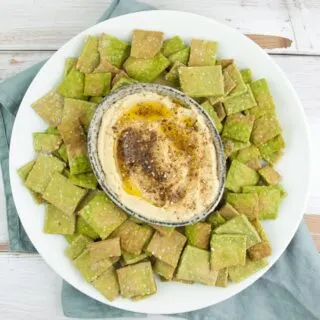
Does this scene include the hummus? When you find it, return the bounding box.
[97,91,219,223]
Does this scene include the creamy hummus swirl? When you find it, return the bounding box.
[97,91,219,223]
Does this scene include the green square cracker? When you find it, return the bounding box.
[75,215,100,240]
[62,98,97,131]
[79,192,127,240]
[43,172,87,215]
[121,251,148,266]
[216,59,234,69]
[146,230,187,268]
[124,53,170,83]
[117,261,157,299]
[32,91,64,126]
[176,245,218,285]
[64,57,77,76]
[43,204,75,235]
[247,78,275,118]
[219,203,240,220]
[68,172,97,190]
[168,47,190,65]
[226,192,259,221]
[150,225,175,236]
[58,119,91,175]
[65,234,93,260]
[98,33,130,68]
[223,69,237,95]
[240,69,252,84]
[258,165,281,185]
[179,66,224,97]
[111,76,138,92]
[251,114,282,145]
[214,215,261,249]
[243,186,282,220]
[74,249,112,282]
[131,29,164,59]
[235,145,261,163]
[56,67,85,99]
[188,39,218,66]
[210,234,247,270]
[215,268,228,287]
[213,102,226,121]
[185,222,211,249]
[201,101,223,133]
[229,258,268,283]
[93,57,121,74]
[162,36,186,57]
[222,138,251,158]
[206,212,226,229]
[264,151,284,166]
[111,220,153,255]
[222,113,255,143]
[33,133,62,153]
[18,160,35,181]
[223,85,257,115]
[153,259,175,280]
[92,266,119,301]
[225,160,259,193]
[88,238,121,263]
[76,36,100,73]
[245,158,262,170]
[56,144,68,162]
[84,72,111,97]
[258,134,285,159]
[164,61,185,87]
[25,154,65,194]
[224,63,247,98]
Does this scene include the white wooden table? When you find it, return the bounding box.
[0,1,320,319]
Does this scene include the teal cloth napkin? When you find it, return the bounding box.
[0,0,319,319]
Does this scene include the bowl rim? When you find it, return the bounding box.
[87,83,226,226]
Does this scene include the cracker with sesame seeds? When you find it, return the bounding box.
[43,172,87,215]
[111,76,138,92]
[222,137,251,158]
[76,36,100,73]
[188,39,218,66]
[246,78,275,118]
[56,67,85,99]
[124,53,170,83]
[68,172,98,190]
[222,113,255,143]
[224,63,247,98]
[121,251,148,266]
[153,258,175,280]
[243,186,282,220]
[215,268,228,287]
[131,29,164,59]
[43,204,75,235]
[146,230,186,268]
[74,216,100,240]
[176,245,218,285]
[58,119,91,175]
[223,85,257,115]
[258,134,285,159]
[251,114,282,145]
[229,258,268,283]
[25,154,65,194]
[65,234,93,260]
[98,33,130,68]
[213,101,226,121]
[111,220,153,255]
[92,266,119,301]
[64,57,77,76]
[150,224,175,236]
[84,72,111,97]
[54,143,68,162]
[216,59,234,69]
[225,160,259,193]
[264,150,284,165]
[33,132,62,153]
[201,101,223,133]
[79,192,127,240]
[185,222,211,249]
[117,261,157,299]
[74,249,113,282]
[226,192,259,221]
[207,212,226,229]
[235,145,261,163]
[88,238,121,263]
[162,36,186,57]
[168,47,190,65]
[32,91,64,126]
[240,68,252,84]
[210,234,247,270]
[179,66,224,97]
[164,61,185,87]
[258,165,281,185]
[214,215,261,249]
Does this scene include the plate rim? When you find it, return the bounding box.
[8,9,312,314]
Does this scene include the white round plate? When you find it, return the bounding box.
[9,10,311,315]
